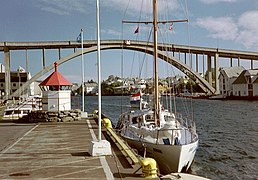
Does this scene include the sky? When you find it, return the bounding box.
[0,0,258,83]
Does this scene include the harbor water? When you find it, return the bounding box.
[72,96,258,180]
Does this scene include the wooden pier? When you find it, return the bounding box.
[0,118,154,179]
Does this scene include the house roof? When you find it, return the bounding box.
[220,66,245,78]
[39,62,72,86]
[253,76,258,84]
[233,70,247,84]
[247,69,258,76]
[233,69,258,84]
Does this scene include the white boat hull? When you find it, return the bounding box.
[122,136,198,174]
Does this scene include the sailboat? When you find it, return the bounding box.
[116,0,199,174]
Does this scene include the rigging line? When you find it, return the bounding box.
[141,0,153,79]
[158,26,177,79]
[120,0,132,115]
[138,27,153,78]
[178,0,188,20]
[129,0,144,79]
[130,50,136,77]
[120,22,125,115]
[184,0,194,121]
[158,23,178,114]
[171,67,177,114]
[163,0,175,113]
[163,0,191,118]
[121,0,131,21]
[158,21,169,109]
[137,0,144,78]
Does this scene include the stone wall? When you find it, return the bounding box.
[18,109,81,123]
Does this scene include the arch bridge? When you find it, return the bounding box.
[1,40,258,99]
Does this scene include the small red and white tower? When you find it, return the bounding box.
[39,62,72,111]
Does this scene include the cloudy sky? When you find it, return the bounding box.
[0,0,257,83]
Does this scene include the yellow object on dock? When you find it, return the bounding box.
[102,118,112,129]
[140,157,158,178]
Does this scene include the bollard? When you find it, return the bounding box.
[93,110,98,119]
[140,157,158,178]
[102,118,112,129]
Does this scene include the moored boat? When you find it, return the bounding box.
[116,0,199,175]
[116,101,198,174]
[2,95,41,120]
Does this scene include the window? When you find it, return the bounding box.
[248,77,252,83]
[13,83,16,87]
[23,110,29,114]
[14,110,21,114]
[5,110,13,115]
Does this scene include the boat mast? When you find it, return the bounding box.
[153,0,159,126]
[122,0,187,126]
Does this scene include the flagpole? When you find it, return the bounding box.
[89,0,111,157]
[96,0,101,141]
[81,28,85,112]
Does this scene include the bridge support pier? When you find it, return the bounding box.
[207,55,212,86]
[4,47,10,100]
[214,53,219,94]
[42,48,46,68]
[196,54,198,72]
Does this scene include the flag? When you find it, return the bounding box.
[134,26,139,34]
[76,32,82,42]
[130,92,141,107]
[169,23,173,31]
[130,92,141,101]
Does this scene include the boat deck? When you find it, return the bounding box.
[0,118,155,179]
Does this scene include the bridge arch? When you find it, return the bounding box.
[11,44,215,98]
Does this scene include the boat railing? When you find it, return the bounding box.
[174,112,195,130]
[155,127,197,145]
[130,126,197,146]
[4,96,42,118]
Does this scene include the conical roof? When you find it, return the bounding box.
[39,62,72,86]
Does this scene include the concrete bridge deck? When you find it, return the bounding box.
[0,119,148,179]
[2,40,258,98]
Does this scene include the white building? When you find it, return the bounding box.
[232,69,258,97]
[0,64,35,97]
[84,83,98,94]
[218,66,245,96]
